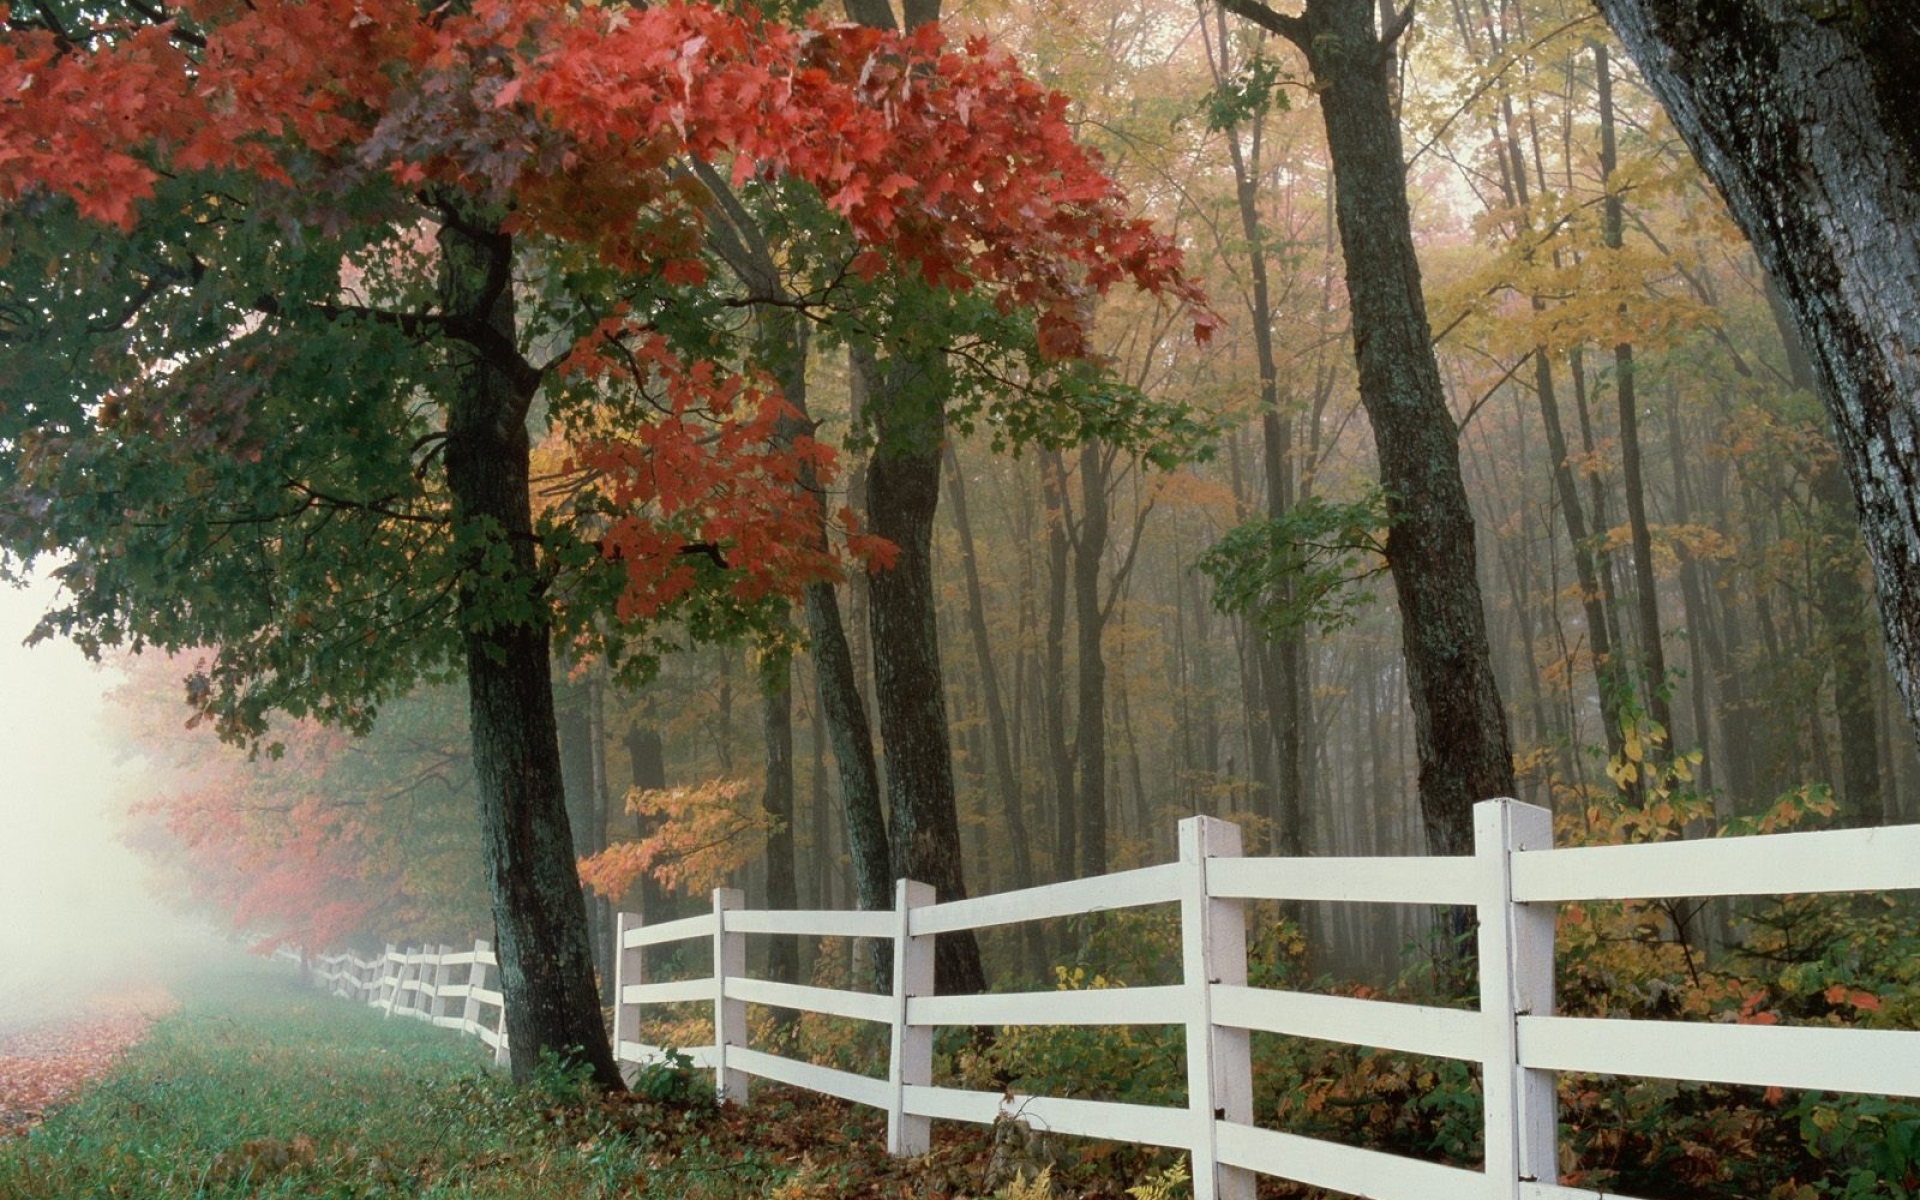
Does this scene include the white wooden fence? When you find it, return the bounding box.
[610,799,1920,1200]
[297,940,511,1068]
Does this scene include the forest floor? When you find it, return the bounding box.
[0,956,1183,1200]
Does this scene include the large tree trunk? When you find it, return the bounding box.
[841,0,984,998]
[865,364,986,996]
[1591,0,1920,756]
[438,217,621,1090]
[1220,0,1517,855]
[556,674,612,1001]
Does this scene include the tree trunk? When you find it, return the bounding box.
[1592,0,1920,752]
[841,0,983,998]
[438,216,621,1090]
[1205,4,1309,853]
[866,365,986,996]
[1596,42,1675,750]
[1220,0,1517,854]
[944,445,1035,891]
[1071,440,1111,878]
[1041,448,1077,881]
[556,675,611,1000]
[761,655,800,996]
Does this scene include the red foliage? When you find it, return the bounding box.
[0,0,1211,343]
[0,0,1211,622]
[0,990,171,1137]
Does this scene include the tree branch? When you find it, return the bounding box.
[1211,0,1307,48]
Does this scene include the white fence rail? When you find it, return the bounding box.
[611,799,1920,1200]
[293,939,511,1068]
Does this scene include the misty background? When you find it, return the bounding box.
[0,565,233,1036]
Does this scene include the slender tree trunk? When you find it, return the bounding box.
[747,303,894,916]
[944,446,1035,890]
[761,655,800,996]
[1220,0,1517,854]
[1207,5,1308,853]
[1071,440,1111,878]
[1041,448,1077,881]
[1592,0,1920,752]
[1596,42,1674,749]
[438,217,620,1089]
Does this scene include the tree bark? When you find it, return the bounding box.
[1591,0,1920,752]
[438,216,621,1090]
[1217,0,1517,855]
[840,0,985,1000]
[866,367,986,996]
[761,656,800,995]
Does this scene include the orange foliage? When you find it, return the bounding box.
[578,779,769,899]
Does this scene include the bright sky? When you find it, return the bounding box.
[0,564,230,1031]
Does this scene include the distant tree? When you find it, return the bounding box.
[1591,1,1920,777]
[0,0,1206,1086]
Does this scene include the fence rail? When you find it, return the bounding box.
[291,939,511,1067]
[608,799,1920,1200]
[287,798,1920,1200]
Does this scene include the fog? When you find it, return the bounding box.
[0,566,237,1036]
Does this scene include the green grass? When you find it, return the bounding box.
[0,957,775,1199]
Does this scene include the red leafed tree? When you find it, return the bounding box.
[0,0,1206,1086]
[111,654,492,954]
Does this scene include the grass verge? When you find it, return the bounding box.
[0,956,1157,1200]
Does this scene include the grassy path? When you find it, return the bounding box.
[0,956,1055,1200]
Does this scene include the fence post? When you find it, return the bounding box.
[428,944,453,1025]
[462,939,489,1037]
[712,888,748,1105]
[613,913,642,1080]
[887,879,937,1156]
[1178,816,1254,1200]
[1476,798,1556,1199]
[380,943,402,1016]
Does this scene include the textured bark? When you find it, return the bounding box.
[438,217,621,1090]
[1592,0,1920,753]
[840,0,984,998]
[555,677,611,1000]
[1219,0,1517,854]
[865,370,985,996]
[753,306,894,915]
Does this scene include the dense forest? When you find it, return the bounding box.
[70,0,1913,984]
